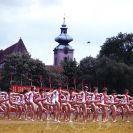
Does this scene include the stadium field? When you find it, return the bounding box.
[0,118,133,133]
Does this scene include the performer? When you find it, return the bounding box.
[109,90,118,122]
[24,86,37,121]
[60,89,72,122]
[46,88,61,122]
[121,89,133,122]
[90,87,100,122]
[98,88,109,122]
[78,86,89,122]
[33,89,47,121]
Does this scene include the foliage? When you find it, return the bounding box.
[47,67,67,89]
[78,56,97,86]
[99,32,133,65]
[0,52,48,90]
[95,57,133,94]
[61,59,78,87]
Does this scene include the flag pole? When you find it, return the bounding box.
[30,75,32,86]
[66,78,69,91]
[10,73,13,85]
[82,80,84,90]
[49,76,52,88]
[74,79,76,90]
[40,75,42,88]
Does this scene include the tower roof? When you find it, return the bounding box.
[55,18,73,44]
[54,44,73,51]
[0,38,27,64]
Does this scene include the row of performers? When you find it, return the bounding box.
[0,86,133,122]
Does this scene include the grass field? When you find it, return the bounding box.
[0,118,133,133]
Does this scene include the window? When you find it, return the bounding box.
[64,47,68,54]
[64,57,67,61]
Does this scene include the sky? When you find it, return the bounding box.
[0,0,133,65]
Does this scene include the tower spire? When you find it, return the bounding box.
[55,16,73,44]
[63,13,66,25]
[62,13,66,27]
[53,17,74,66]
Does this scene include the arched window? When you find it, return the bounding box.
[64,57,67,61]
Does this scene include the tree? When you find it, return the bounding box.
[99,32,133,65]
[27,58,48,87]
[78,56,97,86]
[95,57,133,94]
[0,52,48,90]
[61,59,78,87]
[46,66,66,88]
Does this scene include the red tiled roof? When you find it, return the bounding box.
[0,38,27,64]
[46,65,63,73]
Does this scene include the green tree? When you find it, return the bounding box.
[78,56,97,86]
[0,52,48,90]
[96,57,133,94]
[61,59,78,87]
[99,32,133,65]
[46,66,66,88]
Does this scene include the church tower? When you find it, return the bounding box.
[53,18,74,66]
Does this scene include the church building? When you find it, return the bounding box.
[0,38,27,69]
